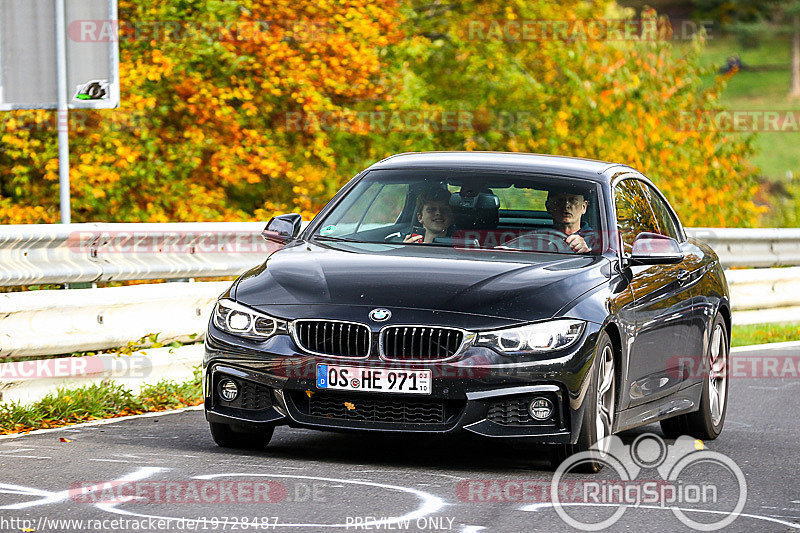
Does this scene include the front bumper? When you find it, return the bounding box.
[203,321,602,444]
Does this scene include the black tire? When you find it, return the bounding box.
[550,331,616,473]
[209,422,274,450]
[661,315,729,440]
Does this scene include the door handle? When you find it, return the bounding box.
[677,269,690,284]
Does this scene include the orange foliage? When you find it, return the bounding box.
[0,0,402,223]
[0,1,763,228]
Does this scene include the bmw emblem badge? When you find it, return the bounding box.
[369,308,391,322]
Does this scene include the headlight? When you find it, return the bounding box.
[212,299,288,340]
[475,319,585,355]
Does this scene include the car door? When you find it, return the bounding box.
[614,178,695,407]
[641,181,707,388]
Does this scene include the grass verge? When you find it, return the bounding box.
[731,322,800,347]
[0,370,202,435]
[675,34,800,183]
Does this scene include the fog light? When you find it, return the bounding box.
[528,397,554,420]
[219,379,239,401]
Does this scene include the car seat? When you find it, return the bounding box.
[450,191,500,230]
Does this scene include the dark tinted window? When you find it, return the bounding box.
[643,184,680,240]
[314,169,605,255]
[614,179,659,254]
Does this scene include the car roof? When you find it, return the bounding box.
[368,151,635,182]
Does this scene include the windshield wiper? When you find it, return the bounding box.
[313,235,363,243]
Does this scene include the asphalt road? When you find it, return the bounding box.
[0,344,798,533]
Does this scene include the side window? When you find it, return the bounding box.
[614,179,659,254]
[332,182,383,231]
[644,184,680,240]
[358,183,408,231]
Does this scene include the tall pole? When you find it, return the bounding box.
[55,0,71,223]
[791,14,800,99]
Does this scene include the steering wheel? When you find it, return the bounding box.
[498,229,572,253]
[384,231,405,242]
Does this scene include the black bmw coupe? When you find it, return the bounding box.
[203,152,730,470]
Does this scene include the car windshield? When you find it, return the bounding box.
[311,169,605,255]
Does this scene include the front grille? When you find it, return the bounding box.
[381,326,464,360]
[215,376,271,410]
[294,320,371,358]
[487,395,559,426]
[294,392,458,424]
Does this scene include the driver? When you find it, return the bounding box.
[404,188,454,244]
[543,188,595,253]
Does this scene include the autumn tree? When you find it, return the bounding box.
[0,0,402,223]
[368,0,764,227]
[1,0,764,228]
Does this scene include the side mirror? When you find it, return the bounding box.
[262,213,302,244]
[629,232,683,265]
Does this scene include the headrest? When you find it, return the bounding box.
[450,191,500,230]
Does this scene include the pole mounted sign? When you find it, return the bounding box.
[0,0,119,110]
[0,0,120,222]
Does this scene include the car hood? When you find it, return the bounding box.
[233,240,611,324]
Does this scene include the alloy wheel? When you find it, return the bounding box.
[708,324,727,426]
[596,345,615,455]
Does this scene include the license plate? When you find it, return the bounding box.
[316,364,431,395]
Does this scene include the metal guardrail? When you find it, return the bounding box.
[0,224,797,287]
[0,281,228,358]
[687,227,800,268]
[0,222,275,286]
